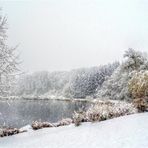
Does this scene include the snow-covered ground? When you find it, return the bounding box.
[0,113,148,148]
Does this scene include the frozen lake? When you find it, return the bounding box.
[0,99,91,128]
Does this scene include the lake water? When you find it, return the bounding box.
[0,99,91,128]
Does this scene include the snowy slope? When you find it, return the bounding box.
[0,113,148,148]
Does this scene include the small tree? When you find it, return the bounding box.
[128,71,148,112]
[128,71,148,99]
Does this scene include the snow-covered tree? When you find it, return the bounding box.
[97,49,148,101]
[15,62,119,98]
[0,12,19,96]
[122,48,148,71]
[97,67,131,100]
[63,62,119,98]
[15,71,69,96]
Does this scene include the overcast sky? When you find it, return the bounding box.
[0,0,148,72]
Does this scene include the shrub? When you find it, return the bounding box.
[56,118,73,127]
[73,111,87,126]
[0,128,26,137]
[32,121,54,130]
[128,71,148,98]
[32,118,73,130]
[73,100,137,126]
[128,71,148,111]
[132,98,148,112]
[86,101,137,122]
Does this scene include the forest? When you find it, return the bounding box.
[9,49,148,102]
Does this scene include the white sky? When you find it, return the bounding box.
[0,0,148,72]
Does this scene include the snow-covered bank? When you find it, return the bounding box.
[0,113,148,148]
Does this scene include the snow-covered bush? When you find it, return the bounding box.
[0,128,26,137]
[32,118,73,130]
[56,118,73,126]
[133,98,148,112]
[86,101,137,122]
[32,121,54,130]
[72,100,137,125]
[73,111,87,126]
[97,49,148,101]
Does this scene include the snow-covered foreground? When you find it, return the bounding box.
[0,113,148,148]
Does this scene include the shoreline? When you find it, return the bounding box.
[0,96,97,103]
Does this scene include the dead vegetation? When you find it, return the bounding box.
[73,111,88,126]
[56,118,73,127]
[32,121,55,130]
[133,98,148,112]
[0,128,27,137]
[32,118,73,130]
[73,100,137,125]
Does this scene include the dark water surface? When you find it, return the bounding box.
[0,99,91,128]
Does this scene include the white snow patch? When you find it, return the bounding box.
[20,125,33,132]
[0,113,148,148]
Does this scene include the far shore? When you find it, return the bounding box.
[0,96,98,103]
